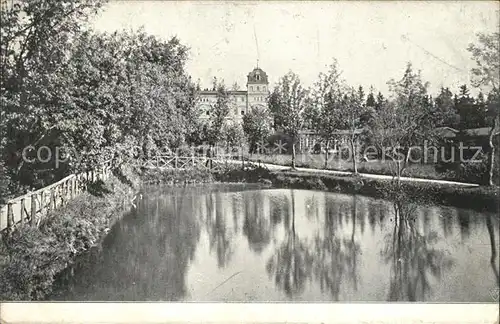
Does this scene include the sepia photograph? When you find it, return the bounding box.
[0,0,499,322]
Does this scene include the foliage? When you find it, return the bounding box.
[222,120,246,152]
[1,1,199,196]
[268,71,309,168]
[368,63,439,183]
[140,167,214,184]
[467,32,500,186]
[338,86,368,174]
[307,60,345,168]
[435,87,460,128]
[204,79,231,146]
[242,105,274,153]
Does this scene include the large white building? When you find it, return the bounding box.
[196,67,270,121]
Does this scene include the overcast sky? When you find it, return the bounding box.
[93,1,499,96]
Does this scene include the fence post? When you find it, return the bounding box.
[20,198,25,225]
[40,191,45,216]
[30,194,36,226]
[59,183,63,207]
[62,181,67,205]
[51,188,56,210]
[69,178,73,199]
[7,203,13,231]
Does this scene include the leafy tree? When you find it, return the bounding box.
[468,32,500,186]
[339,87,367,174]
[308,60,344,168]
[1,1,199,195]
[369,63,438,183]
[269,71,309,168]
[1,0,108,192]
[222,121,246,155]
[242,106,273,154]
[205,79,231,149]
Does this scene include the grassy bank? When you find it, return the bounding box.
[139,162,272,185]
[246,153,497,185]
[138,164,499,213]
[0,166,140,300]
[268,169,499,213]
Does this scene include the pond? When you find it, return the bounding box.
[51,184,500,302]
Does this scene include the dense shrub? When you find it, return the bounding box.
[140,166,214,184]
[0,161,11,204]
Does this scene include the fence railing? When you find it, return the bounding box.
[140,154,245,170]
[0,164,112,235]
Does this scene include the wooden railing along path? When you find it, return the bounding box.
[0,164,112,235]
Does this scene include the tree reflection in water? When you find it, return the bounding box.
[52,187,201,301]
[311,195,360,300]
[205,192,233,269]
[383,199,454,301]
[242,192,271,254]
[485,213,499,286]
[266,191,361,299]
[266,190,314,297]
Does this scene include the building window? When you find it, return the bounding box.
[206,111,209,115]
[241,97,245,102]
[250,86,253,91]
[263,86,266,91]
[257,86,260,91]
[256,74,260,81]
[241,110,245,115]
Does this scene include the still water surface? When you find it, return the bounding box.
[51,184,499,302]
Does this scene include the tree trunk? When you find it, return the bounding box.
[350,137,358,174]
[291,140,296,169]
[487,119,497,186]
[324,140,329,169]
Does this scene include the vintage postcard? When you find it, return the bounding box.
[0,0,499,323]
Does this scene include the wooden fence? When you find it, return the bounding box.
[141,154,245,170]
[0,164,112,235]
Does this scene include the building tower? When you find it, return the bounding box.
[246,66,269,113]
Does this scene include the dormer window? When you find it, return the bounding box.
[256,74,261,81]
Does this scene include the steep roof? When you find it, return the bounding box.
[247,67,269,84]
